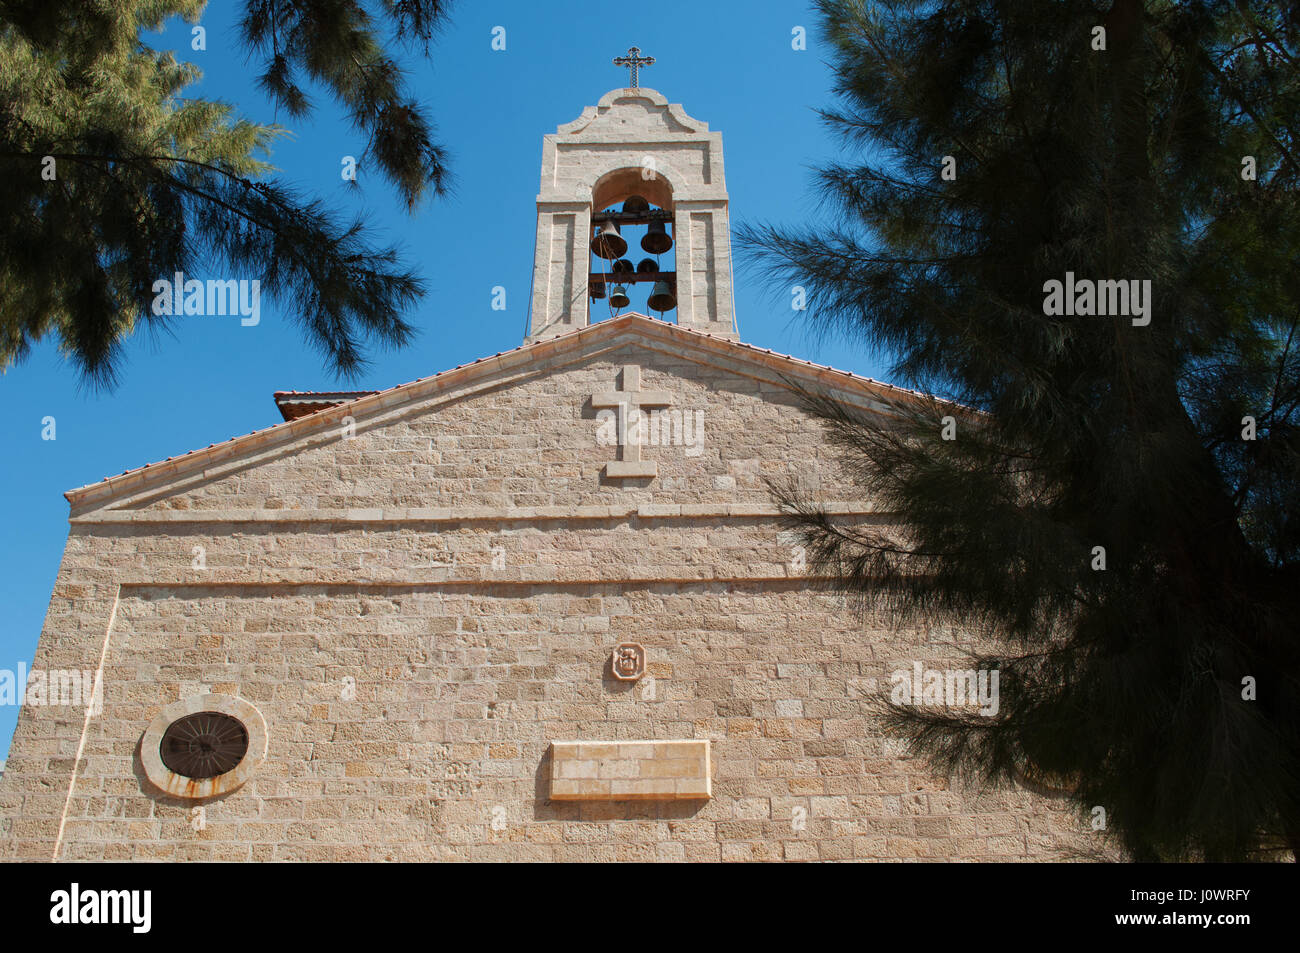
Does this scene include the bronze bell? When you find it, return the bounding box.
[609,284,631,309]
[642,221,672,254]
[592,222,627,260]
[622,195,650,215]
[611,258,634,275]
[647,279,676,312]
[589,279,606,299]
[636,258,658,275]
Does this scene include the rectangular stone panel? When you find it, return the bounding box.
[549,740,712,800]
[689,212,718,324]
[605,460,658,479]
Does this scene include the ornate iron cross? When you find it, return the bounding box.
[613,46,655,89]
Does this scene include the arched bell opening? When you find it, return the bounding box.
[589,169,677,323]
[591,167,673,214]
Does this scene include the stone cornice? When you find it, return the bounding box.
[70,500,889,526]
[109,571,840,588]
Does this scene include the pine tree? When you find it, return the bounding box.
[0,0,451,387]
[742,0,1300,861]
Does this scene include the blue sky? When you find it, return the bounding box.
[0,0,895,759]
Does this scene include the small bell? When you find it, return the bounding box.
[589,279,607,300]
[642,221,672,255]
[611,258,634,275]
[636,258,658,275]
[609,285,631,309]
[592,222,627,260]
[647,279,676,313]
[622,195,650,215]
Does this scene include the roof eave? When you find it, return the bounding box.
[63,314,958,508]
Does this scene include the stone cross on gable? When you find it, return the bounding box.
[592,365,673,479]
[613,46,654,89]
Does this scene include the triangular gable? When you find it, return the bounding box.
[64,314,945,513]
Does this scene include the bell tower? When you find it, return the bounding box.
[526,59,739,343]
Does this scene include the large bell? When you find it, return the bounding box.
[647,279,676,313]
[636,258,658,275]
[611,258,634,275]
[592,222,627,260]
[642,221,672,255]
[609,284,631,309]
[622,195,650,215]
[589,279,606,299]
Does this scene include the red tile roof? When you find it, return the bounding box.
[273,391,379,421]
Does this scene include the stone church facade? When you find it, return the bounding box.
[1,86,1094,861]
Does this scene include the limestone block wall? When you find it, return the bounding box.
[0,326,1101,861]
[2,534,1092,861]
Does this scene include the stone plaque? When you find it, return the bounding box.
[549,740,712,801]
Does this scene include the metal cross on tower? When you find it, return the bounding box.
[613,46,655,89]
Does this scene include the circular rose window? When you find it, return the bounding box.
[141,694,267,799]
[160,712,249,779]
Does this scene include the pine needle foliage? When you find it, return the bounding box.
[0,0,452,387]
[741,0,1300,861]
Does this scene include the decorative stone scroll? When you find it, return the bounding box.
[549,740,711,800]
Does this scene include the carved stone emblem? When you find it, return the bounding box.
[611,642,646,681]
